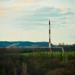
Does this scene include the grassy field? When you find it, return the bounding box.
[0,51,75,75]
[4,51,75,63]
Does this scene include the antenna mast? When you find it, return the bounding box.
[49,19,52,51]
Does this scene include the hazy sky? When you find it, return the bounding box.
[0,0,75,44]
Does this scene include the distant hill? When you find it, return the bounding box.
[0,41,75,51]
[0,41,49,48]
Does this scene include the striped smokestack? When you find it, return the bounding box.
[49,19,52,51]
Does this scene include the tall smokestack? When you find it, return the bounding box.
[49,19,52,51]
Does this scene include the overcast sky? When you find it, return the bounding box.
[0,0,75,44]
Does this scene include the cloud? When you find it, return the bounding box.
[12,6,75,32]
[0,7,6,16]
[0,0,75,44]
[34,7,75,17]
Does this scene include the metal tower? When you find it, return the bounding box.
[49,19,52,51]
